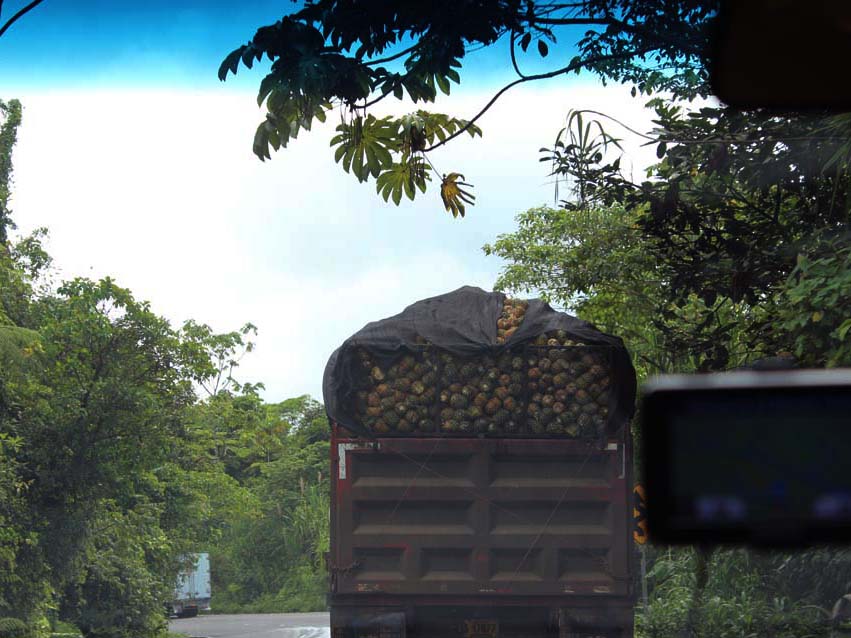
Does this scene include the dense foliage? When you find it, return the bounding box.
[221,0,717,215]
[485,58,851,638]
[0,100,330,637]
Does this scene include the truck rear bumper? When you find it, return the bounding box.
[330,596,633,638]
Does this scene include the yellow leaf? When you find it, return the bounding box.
[440,172,476,218]
[812,311,824,322]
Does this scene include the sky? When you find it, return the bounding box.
[1,1,660,402]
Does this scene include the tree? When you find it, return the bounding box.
[198,393,331,614]
[0,99,22,244]
[535,102,851,370]
[220,0,717,216]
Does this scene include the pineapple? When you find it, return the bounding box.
[384,411,400,427]
[449,394,468,409]
[546,421,565,435]
[484,398,501,416]
[460,362,476,380]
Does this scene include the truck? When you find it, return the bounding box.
[328,425,634,638]
[168,553,211,618]
[325,288,636,638]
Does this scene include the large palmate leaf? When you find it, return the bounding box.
[330,115,397,182]
[440,173,475,218]
[375,157,430,205]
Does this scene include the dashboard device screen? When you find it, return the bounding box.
[641,371,851,546]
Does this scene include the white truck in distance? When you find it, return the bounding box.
[169,553,211,618]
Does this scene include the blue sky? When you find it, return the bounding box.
[2,1,658,402]
[1,0,582,90]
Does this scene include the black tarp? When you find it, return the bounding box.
[322,286,636,438]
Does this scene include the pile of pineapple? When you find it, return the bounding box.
[496,297,528,344]
[353,346,439,434]
[526,330,610,437]
[349,299,613,438]
[435,350,527,434]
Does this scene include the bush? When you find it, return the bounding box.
[0,618,29,638]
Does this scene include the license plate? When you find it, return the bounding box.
[463,619,498,638]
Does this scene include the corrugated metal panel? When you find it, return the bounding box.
[330,429,632,598]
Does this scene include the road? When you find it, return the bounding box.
[170,612,330,638]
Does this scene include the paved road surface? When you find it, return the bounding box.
[170,612,330,638]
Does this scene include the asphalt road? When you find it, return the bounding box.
[170,612,330,638]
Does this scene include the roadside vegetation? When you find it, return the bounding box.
[3,1,851,636]
[0,99,330,635]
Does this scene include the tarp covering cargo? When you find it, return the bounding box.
[323,286,636,439]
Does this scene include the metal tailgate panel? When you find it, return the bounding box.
[331,436,631,598]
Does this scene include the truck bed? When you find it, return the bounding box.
[330,432,633,600]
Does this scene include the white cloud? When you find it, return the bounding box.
[10,82,659,401]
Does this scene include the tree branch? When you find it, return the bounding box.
[510,31,528,80]
[424,46,655,153]
[364,42,420,67]
[0,0,44,38]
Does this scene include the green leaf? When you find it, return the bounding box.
[374,157,430,206]
[218,46,246,81]
[331,115,397,181]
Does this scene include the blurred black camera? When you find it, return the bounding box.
[640,369,851,547]
[712,0,851,110]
